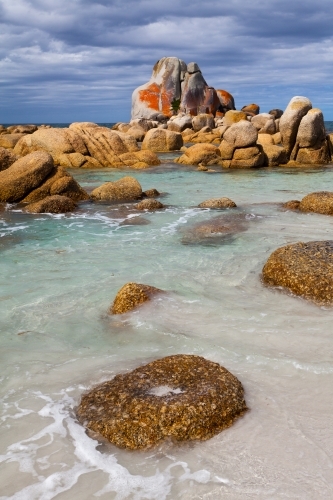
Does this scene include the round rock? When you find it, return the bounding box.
[299,192,333,215]
[76,354,247,450]
[262,240,333,304]
[25,195,77,214]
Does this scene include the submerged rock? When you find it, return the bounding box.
[91,176,142,202]
[299,191,333,215]
[262,241,333,304]
[143,188,160,198]
[198,197,237,209]
[111,282,163,314]
[25,195,77,214]
[76,354,247,450]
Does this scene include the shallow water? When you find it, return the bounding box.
[1,161,333,499]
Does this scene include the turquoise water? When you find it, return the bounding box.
[1,161,333,499]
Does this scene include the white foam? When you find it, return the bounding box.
[148,386,184,396]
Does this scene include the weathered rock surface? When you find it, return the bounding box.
[25,195,77,214]
[279,96,312,155]
[262,240,333,304]
[291,109,330,164]
[111,282,163,314]
[141,128,183,151]
[135,199,164,210]
[132,57,234,119]
[222,146,264,168]
[0,151,54,202]
[241,104,260,116]
[269,109,283,119]
[90,176,142,202]
[198,197,237,209]
[143,188,160,198]
[282,200,301,210]
[260,144,288,167]
[223,121,258,148]
[299,191,333,215]
[192,114,215,132]
[76,354,247,450]
[251,113,276,135]
[6,125,38,134]
[167,114,193,133]
[222,110,248,126]
[118,150,161,169]
[175,143,221,165]
[0,134,26,149]
[0,147,18,171]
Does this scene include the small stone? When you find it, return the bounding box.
[143,188,160,198]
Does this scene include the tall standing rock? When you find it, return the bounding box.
[131,57,186,120]
[279,96,312,156]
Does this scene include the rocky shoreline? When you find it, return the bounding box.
[1,56,333,451]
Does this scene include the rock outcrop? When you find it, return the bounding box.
[90,176,142,202]
[131,57,235,119]
[279,96,312,156]
[262,241,333,304]
[76,354,247,450]
[219,121,264,168]
[111,282,163,314]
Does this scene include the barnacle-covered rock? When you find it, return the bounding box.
[76,354,247,450]
[110,282,163,314]
[262,240,333,304]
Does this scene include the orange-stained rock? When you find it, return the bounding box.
[241,104,260,116]
[223,110,248,126]
[0,151,54,202]
[132,57,186,120]
[216,90,236,114]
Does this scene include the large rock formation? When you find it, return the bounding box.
[76,354,247,450]
[141,128,183,152]
[0,147,18,172]
[132,57,234,119]
[262,241,333,305]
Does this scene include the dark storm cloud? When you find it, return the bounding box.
[1,0,333,122]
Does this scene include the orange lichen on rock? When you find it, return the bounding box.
[138,83,161,112]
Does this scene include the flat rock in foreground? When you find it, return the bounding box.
[262,240,333,304]
[76,354,247,450]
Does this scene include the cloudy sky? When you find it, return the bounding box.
[1,0,333,123]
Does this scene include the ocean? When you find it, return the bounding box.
[1,138,333,498]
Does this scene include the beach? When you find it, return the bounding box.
[1,157,333,498]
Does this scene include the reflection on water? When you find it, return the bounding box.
[1,163,333,499]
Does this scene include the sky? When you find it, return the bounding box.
[1,0,333,124]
